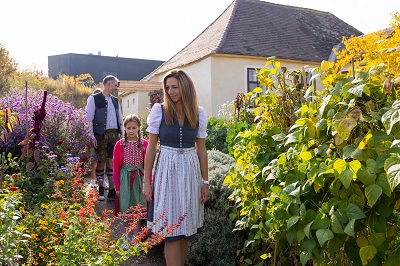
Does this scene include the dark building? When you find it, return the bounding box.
[48,53,164,83]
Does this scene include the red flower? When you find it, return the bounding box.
[66,147,71,151]
[82,157,89,163]
[57,140,63,145]
[8,186,18,192]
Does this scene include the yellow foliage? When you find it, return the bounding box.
[333,12,400,81]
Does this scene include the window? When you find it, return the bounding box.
[127,100,129,108]
[132,98,135,105]
[247,68,266,93]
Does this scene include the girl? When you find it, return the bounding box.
[113,114,149,235]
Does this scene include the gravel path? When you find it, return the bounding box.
[87,176,166,266]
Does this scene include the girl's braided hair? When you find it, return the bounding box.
[123,114,142,149]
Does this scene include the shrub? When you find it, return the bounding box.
[0,88,91,161]
[186,150,247,266]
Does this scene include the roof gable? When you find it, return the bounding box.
[143,0,363,80]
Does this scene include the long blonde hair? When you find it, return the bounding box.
[162,69,199,129]
[123,114,142,149]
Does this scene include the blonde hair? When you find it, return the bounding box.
[162,69,199,129]
[123,114,142,149]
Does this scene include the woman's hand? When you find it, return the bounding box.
[200,184,209,204]
[142,182,152,202]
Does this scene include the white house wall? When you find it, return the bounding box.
[146,55,322,118]
[121,91,151,119]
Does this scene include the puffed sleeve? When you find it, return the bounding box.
[146,103,162,134]
[197,106,208,139]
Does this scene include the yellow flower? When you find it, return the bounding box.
[33,260,39,265]
[39,253,44,258]
[41,203,48,209]
[43,237,49,243]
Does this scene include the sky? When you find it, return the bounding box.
[1,0,398,74]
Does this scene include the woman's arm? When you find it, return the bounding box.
[143,133,158,202]
[196,138,209,204]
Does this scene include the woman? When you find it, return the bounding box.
[142,69,209,266]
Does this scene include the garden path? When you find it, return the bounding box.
[85,175,166,266]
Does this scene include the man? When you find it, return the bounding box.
[85,75,123,201]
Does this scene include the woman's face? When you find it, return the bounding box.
[165,77,181,103]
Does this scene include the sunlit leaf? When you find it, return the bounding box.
[365,184,382,207]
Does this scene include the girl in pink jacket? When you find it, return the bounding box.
[113,114,149,235]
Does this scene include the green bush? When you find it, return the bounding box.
[186,150,247,266]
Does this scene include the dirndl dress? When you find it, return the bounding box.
[146,103,208,239]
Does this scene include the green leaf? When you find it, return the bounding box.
[302,238,316,253]
[360,245,377,266]
[286,227,296,244]
[384,157,400,171]
[316,229,334,247]
[382,107,400,135]
[343,145,356,160]
[330,213,344,234]
[357,166,376,186]
[365,184,382,207]
[311,213,330,230]
[304,221,313,238]
[369,233,386,249]
[339,169,353,189]
[344,219,355,237]
[384,255,400,266]
[300,251,312,266]
[376,174,391,196]
[387,164,400,191]
[316,119,327,130]
[348,84,366,97]
[347,203,366,220]
[333,117,357,140]
[287,215,299,229]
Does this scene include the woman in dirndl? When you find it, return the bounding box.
[143,69,209,266]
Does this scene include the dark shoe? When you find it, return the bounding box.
[98,186,105,201]
[108,188,116,200]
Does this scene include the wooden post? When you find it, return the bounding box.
[25,80,29,164]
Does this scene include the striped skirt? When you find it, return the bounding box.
[148,145,204,238]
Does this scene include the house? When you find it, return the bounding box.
[122,0,363,118]
[48,53,164,84]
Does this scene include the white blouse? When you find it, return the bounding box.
[146,103,208,139]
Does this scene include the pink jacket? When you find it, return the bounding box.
[112,139,149,191]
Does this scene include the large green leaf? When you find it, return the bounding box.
[316,228,334,247]
[369,233,386,249]
[339,169,353,189]
[302,238,316,253]
[360,245,377,265]
[348,84,366,97]
[387,164,400,191]
[333,117,357,140]
[330,212,344,234]
[311,213,330,230]
[365,184,383,207]
[300,251,312,266]
[382,100,400,134]
[347,203,366,220]
[344,219,355,237]
[357,165,376,186]
[376,174,391,196]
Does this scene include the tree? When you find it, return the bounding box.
[0,43,18,92]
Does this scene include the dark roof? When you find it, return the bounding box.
[143,0,363,80]
[48,53,164,83]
